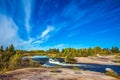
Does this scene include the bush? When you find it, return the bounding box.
[106,70,120,78]
[72,67,79,70]
[9,53,22,70]
[66,58,77,63]
[21,58,41,68]
[115,55,120,59]
[54,65,62,69]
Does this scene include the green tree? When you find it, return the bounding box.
[5,46,8,52]
[1,44,16,62]
[81,48,88,57]
[8,44,15,52]
[0,45,4,52]
[9,53,22,69]
[47,48,60,53]
[101,48,111,55]
[111,47,119,53]
[88,47,93,56]
[93,46,101,55]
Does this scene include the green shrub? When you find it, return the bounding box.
[72,67,79,70]
[21,58,41,68]
[106,70,120,78]
[115,60,120,63]
[9,53,22,70]
[115,55,120,59]
[30,61,41,67]
[54,65,62,69]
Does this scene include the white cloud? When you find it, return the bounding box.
[93,27,120,35]
[22,44,66,50]
[43,44,67,50]
[52,44,66,49]
[39,0,47,10]
[33,35,50,44]
[0,0,34,49]
[0,14,56,50]
[0,15,17,41]
[0,14,34,49]
[0,14,22,47]
[41,26,55,38]
[30,26,55,45]
[23,0,32,34]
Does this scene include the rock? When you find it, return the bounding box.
[105,68,114,73]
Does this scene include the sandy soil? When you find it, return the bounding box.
[74,56,120,65]
[0,68,118,80]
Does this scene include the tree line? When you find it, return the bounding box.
[0,44,40,72]
[0,45,120,59]
[30,46,120,57]
[0,44,120,72]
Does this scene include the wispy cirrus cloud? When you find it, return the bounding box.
[17,25,56,49]
[23,43,66,50]
[52,44,66,49]
[0,13,85,50]
[32,26,55,44]
[23,0,32,34]
[0,14,56,49]
[0,0,120,50]
[45,44,67,50]
[94,27,120,35]
[0,14,24,48]
[40,26,55,38]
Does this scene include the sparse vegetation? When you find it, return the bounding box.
[72,67,79,70]
[0,44,120,74]
[106,70,120,79]
[0,44,41,73]
[54,65,62,69]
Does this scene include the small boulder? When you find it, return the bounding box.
[105,68,114,73]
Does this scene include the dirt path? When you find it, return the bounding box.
[0,68,118,80]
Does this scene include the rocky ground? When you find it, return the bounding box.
[0,68,118,80]
[74,56,120,65]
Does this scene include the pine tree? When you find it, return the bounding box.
[8,44,15,52]
[0,45,4,52]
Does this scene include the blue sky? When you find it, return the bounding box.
[0,0,120,50]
